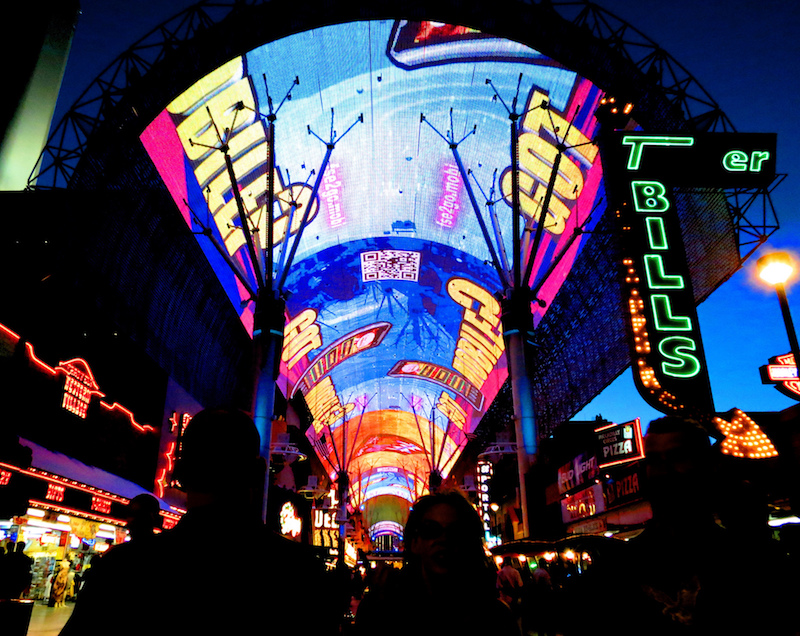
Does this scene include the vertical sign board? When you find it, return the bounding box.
[603,132,777,418]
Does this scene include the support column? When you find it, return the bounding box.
[501,286,538,538]
[252,288,286,524]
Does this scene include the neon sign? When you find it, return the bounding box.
[561,483,604,523]
[0,323,154,433]
[760,353,800,400]
[91,496,112,514]
[279,501,302,538]
[58,359,101,418]
[604,131,776,416]
[618,133,776,188]
[594,419,645,469]
[46,483,65,502]
[476,460,493,535]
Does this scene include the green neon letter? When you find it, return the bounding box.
[645,217,669,250]
[651,295,692,331]
[631,181,670,213]
[621,135,695,170]
[659,336,701,378]
[722,150,748,172]
[644,255,685,289]
[750,150,770,172]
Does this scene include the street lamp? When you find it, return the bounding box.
[757,251,800,375]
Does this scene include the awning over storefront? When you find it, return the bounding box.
[19,437,172,514]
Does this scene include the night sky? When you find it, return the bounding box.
[50,0,800,432]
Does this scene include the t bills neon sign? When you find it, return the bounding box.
[604,130,776,417]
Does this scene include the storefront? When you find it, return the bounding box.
[1,437,178,601]
[552,419,651,540]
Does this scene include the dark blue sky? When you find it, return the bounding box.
[52,0,800,429]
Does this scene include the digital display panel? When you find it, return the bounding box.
[140,20,605,527]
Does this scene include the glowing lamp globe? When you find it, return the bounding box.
[757,252,794,286]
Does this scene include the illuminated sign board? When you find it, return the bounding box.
[59,359,100,418]
[476,460,493,536]
[602,462,644,510]
[279,501,302,539]
[603,131,776,417]
[618,133,776,188]
[561,483,604,524]
[594,419,645,469]
[760,353,800,400]
[557,453,599,495]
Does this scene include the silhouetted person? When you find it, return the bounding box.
[568,416,796,635]
[356,490,519,636]
[2,542,33,599]
[0,543,7,599]
[497,557,524,634]
[61,407,332,635]
[68,491,163,611]
[125,493,162,542]
[527,557,555,635]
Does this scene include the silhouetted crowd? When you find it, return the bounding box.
[2,410,799,635]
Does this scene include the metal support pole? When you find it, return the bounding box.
[266,116,276,288]
[511,115,522,289]
[252,289,286,523]
[776,283,800,371]
[337,469,349,566]
[501,288,537,538]
[224,151,266,291]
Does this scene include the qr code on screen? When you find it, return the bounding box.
[361,250,421,282]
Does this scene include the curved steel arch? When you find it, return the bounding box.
[30,0,778,254]
[31,0,733,186]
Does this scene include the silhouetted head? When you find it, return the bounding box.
[126,493,162,540]
[403,491,486,584]
[174,408,265,511]
[644,416,713,520]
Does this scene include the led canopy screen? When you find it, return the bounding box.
[140,20,605,527]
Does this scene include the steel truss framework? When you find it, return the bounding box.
[30,0,780,258]
[22,0,785,445]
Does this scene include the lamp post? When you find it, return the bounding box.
[757,251,800,375]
